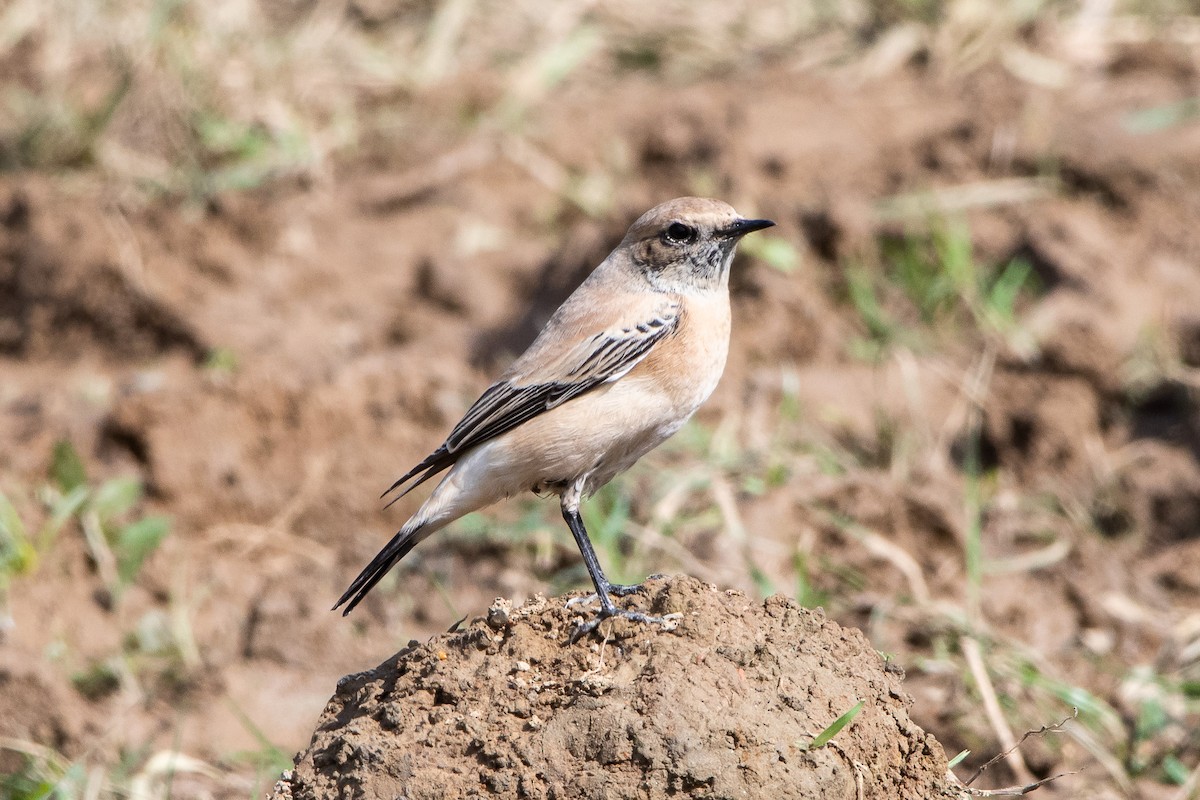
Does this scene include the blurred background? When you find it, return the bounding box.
[1,0,1199,796]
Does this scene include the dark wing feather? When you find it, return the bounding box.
[380,305,679,506]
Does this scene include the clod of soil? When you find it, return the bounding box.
[274,576,959,799]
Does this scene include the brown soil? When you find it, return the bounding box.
[274,577,957,800]
[1,24,1199,800]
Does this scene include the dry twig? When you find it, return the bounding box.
[958,709,1079,796]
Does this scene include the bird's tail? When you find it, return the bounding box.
[337,444,503,615]
[333,521,431,615]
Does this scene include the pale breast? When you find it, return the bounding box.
[629,289,731,415]
[488,290,732,496]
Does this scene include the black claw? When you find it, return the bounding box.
[569,615,605,644]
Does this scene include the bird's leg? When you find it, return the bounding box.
[560,501,619,614]
[560,492,676,641]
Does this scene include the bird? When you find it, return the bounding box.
[334,197,774,636]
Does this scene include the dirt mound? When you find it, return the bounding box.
[273,577,958,800]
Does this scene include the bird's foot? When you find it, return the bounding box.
[564,585,636,609]
[568,607,681,644]
[563,575,667,609]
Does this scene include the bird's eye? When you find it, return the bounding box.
[663,222,697,245]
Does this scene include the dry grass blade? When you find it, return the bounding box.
[817,508,931,606]
[962,636,1034,786]
[982,539,1072,575]
[1061,710,1132,791]
[205,455,335,566]
[361,140,499,213]
[129,750,222,800]
[414,0,474,86]
[873,178,1056,222]
[81,510,120,593]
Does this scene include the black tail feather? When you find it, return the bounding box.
[381,462,447,510]
[334,528,423,615]
[380,446,455,509]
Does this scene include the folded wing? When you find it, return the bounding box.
[381,299,680,506]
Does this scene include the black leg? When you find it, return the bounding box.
[561,505,619,616]
[560,504,676,642]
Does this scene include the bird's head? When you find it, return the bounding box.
[619,197,774,293]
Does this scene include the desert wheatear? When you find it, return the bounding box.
[335,197,774,635]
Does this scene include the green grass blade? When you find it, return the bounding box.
[808,700,864,749]
[50,440,87,493]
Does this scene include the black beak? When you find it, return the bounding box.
[720,218,776,238]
